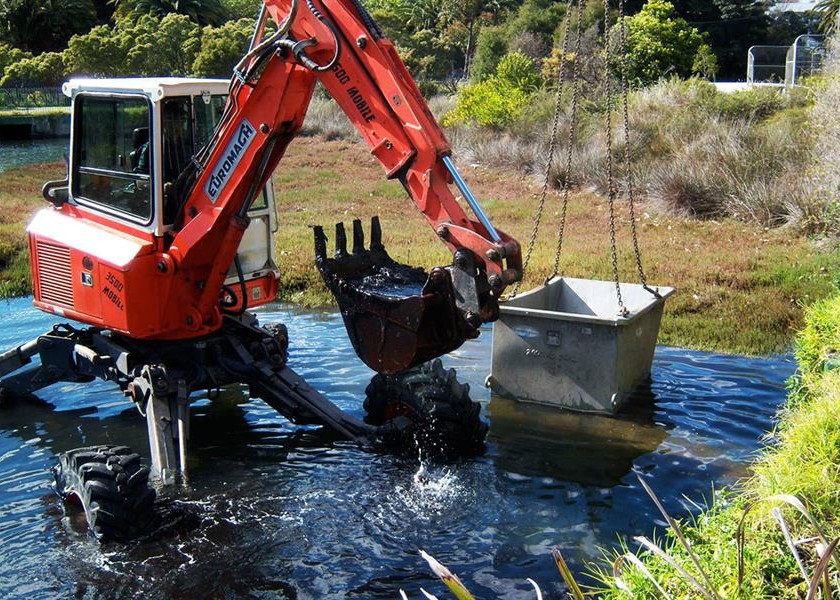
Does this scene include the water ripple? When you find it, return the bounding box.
[0,297,794,598]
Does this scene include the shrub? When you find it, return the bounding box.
[1,51,67,87]
[470,26,507,82]
[618,0,713,85]
[192,18,253,78]
[444,52,543,128]
[0,42,31,81]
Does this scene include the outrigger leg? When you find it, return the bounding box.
[0,316,382,485]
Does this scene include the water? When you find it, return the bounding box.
[0,139,67,174]
[0,296,794,598]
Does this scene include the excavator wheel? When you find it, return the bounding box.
[53,445,156,543]
[364,359,487,458]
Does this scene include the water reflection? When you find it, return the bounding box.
[0,297,795,599]
[0,139,67,173]
[487,386,667,487]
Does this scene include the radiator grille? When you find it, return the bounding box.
[36,241,74,307]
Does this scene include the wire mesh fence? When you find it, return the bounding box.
[747,35,826,88]
[0,87,69,112]
[747,46,789,85]
[785,34,827,87]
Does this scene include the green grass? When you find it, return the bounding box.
[591,294,840,598]
[0,161,64,296]
[0,107,69,118]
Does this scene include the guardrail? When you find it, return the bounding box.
[0,87,69,112]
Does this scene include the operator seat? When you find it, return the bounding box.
[130,127,149,173]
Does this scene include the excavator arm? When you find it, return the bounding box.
[168,0,521,372]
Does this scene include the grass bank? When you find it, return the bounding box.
[0,137,837,355]
[272,137,838,356]
[0,107,69,118]
[0,161,64,297]
[590,292,840,598]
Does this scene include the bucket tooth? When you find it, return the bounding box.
[370,216,383,251]
[314,225,327,260]
[335,222,348,258]
[352,219,365,254]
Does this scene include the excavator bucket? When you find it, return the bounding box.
[314,217,477,374]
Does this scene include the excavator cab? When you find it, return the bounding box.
[32,79,280,333]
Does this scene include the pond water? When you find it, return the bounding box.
[0,138,67,174]
[0,296,794,599]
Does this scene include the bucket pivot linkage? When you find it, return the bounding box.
[314,217,483,374]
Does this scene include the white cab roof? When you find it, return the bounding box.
[63,77,230,100]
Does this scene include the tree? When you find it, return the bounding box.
[1,51,67,86]
[665,0,768,80]
[440,0,514,78]
[124,14,201,75]
[64,14,200,77]
[816,0,839,32]
[0,0,97,53]
[221,0,262,20]
[620,0,712,84]
[444,51,543,127]
[192,18,253,77]
[0,42,31,80]
[471,25,508,80]
[505,0,566,42]
[112,0,227,26]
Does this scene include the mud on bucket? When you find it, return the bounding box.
[314,217,478,374]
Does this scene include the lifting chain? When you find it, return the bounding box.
[603,0,658,316]
[509,0,658,308]
[618,0,660,299]
[602,0,626,316]
[509,0,580,298]
[550,0,584,281]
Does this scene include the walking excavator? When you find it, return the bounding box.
[0,0,522,540]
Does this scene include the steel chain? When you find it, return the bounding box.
[508,2,576,298]
[603,0,627,316]
[550,0,584,281]
[617,0,659,298]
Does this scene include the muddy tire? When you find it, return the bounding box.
[364,359,487,457]
[54,445,156,543]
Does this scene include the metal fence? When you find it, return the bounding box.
[747,45,789,85]
[0,87,69,112]
[785,34,826,87]
[747,35,826,88]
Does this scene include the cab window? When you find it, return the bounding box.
[74,95,152,221]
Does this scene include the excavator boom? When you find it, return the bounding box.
[27,0,522,373]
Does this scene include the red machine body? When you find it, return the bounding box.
[27,0,522,350]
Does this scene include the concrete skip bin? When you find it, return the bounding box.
[489,277,675,414]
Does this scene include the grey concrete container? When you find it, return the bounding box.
[489,277,674,414]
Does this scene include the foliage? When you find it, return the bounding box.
[111,0,228,26]
[0,42,31,81]
[63,14,201,77]
[691,43,718,80]
[443,51,542,127]
[816,0,839,33]
[668,0,768,80]
[365,0,517,81]
[589,291,840,599]
[618,0,713,85]
[0,0,96,54]
[221,0,262,20]
[504,0,566,44]
[1,52,67,86]
[192,18,253,78]
[469,25,508,81]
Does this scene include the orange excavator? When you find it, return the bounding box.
[0,0,521,540]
